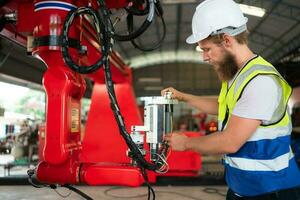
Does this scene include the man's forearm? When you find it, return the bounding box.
[182,94,218,115]
[184,131,235,155]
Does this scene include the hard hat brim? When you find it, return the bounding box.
[186,33,208,44]
[186,35,198,44]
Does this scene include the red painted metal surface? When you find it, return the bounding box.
[80,164,144,186]
[16,2,35,33]
[81,83,141,163]
[37,159,80,184]
[42,59,85,165]
[105,0,128,8]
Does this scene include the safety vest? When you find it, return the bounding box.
[218,55,300,197]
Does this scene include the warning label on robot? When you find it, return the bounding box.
[71,104,80,133]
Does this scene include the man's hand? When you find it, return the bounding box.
[164,133,190,151]
[161,87,186,102]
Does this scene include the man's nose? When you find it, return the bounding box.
[202,52,209,62]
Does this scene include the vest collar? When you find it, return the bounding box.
[227,55,259,88]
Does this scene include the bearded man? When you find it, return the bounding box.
[161,0,300,199]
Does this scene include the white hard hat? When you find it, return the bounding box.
[186,0,248,44]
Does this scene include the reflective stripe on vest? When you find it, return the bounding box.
[217,56,300,196]
[224,147,294,171]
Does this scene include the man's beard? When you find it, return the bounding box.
[214,51,239,82]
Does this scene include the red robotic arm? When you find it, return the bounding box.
[31,0,148,186]
[0,0,201,188]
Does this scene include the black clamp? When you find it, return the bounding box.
[33,35,87,54]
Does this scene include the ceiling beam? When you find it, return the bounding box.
[240,0,300,21]
[270,5,300,21]
[250,31,276,46]
[248,38,267,48]
[274,1,300,10]
[261,20,300,59]
[249,0,282,38]
[267,26,300,63]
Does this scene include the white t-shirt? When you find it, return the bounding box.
[231,75,282,124]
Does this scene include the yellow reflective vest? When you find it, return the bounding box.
[218,55,300,196]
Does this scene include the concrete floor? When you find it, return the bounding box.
[0,185,227,200]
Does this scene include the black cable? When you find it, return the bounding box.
[146,181,155,200]
[140,167,155,200]
[61,7,108,74]
[61,0,164,72]
[28,169,94,200]
[105,22,169,171]
[130,15,166,51]
[111,0,155,41]
[102,171,155,200]
[62,184,94,200]
[27,168,48,188]
[103,49,171,171]
[154,0,163,16]
[101,46,159,199]
[128,1,166,51]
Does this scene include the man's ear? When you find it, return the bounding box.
[221,34,233,49]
